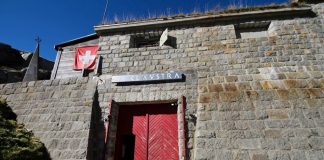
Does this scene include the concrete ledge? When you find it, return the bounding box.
[95,7,314,34]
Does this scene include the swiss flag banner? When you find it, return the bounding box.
[73,46,98,70]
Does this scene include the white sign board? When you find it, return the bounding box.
[159,28,168,47]
[112,71,183,83]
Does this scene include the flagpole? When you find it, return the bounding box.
[102,0,109,24]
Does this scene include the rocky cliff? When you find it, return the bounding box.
[0,42,54,84]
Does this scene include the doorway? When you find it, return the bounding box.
[114,103,179,160]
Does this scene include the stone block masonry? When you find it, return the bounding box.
[0,77,97,160]
[94,3,324,160]
[1,2,323,160]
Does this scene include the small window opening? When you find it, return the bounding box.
[131,35,160,48]
[235,21,271,39]
[130,32,176,48]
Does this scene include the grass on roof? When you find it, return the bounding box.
[100,2,309,25]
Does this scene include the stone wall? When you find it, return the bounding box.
[1,3,322,160]
[95,3,324,160]
[194,4,324,159]
[0,77,97,160]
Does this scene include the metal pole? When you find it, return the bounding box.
[102,0,109,23]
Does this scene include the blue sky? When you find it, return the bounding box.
[0,0,287,61]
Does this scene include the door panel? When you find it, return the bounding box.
[114,104,179,160]
[148,113,179,160]
[132,114,147,160]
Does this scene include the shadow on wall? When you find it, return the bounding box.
[0,99,51,160]
[86,90,106,160]
[185,97,196,160]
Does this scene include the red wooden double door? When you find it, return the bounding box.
[115,103,179,160]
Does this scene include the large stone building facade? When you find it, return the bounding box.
[1,2,324,160]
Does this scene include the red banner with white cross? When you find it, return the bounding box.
[73,46,98,70]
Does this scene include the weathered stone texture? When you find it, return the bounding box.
[0,77,97,160]
[2,3,324,160]
[93,3,324,160]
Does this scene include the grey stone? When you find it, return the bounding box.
[309,137,324,149]
[236,139,261,149]
[269,151,291,160]
[290,151,306,160]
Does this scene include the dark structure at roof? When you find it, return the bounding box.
[54,33,98,51]
[23,39,41,82]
